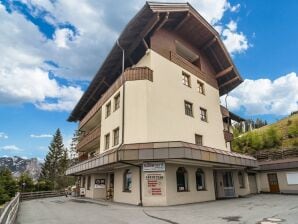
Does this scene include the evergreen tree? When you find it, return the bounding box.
[40,129,68,190]
[18,172,35,192]
[0,168,17,204]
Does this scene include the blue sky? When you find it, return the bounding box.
[0,0,297,159]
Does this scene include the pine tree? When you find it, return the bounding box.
[40,128,68,190]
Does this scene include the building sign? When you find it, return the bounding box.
[145,173,164,196]
[94,179,106,189]
[143,161,165,172]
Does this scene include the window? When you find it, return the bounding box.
[175,40,200,68]
[123,169,132,192]
[200,107,207,122]
[87,175,91,190]
[182,72,191,87]
[104,133,110,150]
[114,93,120,111]
[113,128,119,146]
[106,101,111,118]
[184,101,193,117]
[196,169,206,191]
[197,81,205,95]
[238,171,245,188]
[176,167,188,192]
[195,134,203,146]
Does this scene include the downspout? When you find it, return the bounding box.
[225,92,230,132]
[116,41,143,206]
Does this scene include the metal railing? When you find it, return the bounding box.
[0,193,20,224]
[20,191,65,201]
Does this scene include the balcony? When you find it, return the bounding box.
[223,130,234,142]
[77,127,101,152]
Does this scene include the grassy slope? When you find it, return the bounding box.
[249,114,298,148]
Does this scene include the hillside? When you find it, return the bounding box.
[232,113,298,154]
[0,156,42,181]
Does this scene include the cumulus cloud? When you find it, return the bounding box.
[30,134,52,138]
[221,20,249,55]
[223,72,298,115]
[0,0,250,110]
[0,145,23,152]
[0,132,8,139]
[0,67,83,111]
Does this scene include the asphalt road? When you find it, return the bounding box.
[16,194,298,224]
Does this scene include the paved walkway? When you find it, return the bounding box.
[16,194,298,224]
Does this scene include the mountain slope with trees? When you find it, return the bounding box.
[232,113,298,155]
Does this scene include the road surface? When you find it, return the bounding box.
[17,194,298,224]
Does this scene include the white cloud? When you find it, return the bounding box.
[0,0,250,110]
[223,72,298,115]
[0,145,23,152]
[0,132,8,139]
[30,134,52,138]
[54,28,75,49]
[0,67,83,111]
[221,20,249,55]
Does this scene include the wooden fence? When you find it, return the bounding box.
[254,148,298,161]
[0,193,20,224]
[20,191,65,201]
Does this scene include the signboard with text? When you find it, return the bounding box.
[144,173,164,196]
[143,161,165,172]
[94,179,106,189]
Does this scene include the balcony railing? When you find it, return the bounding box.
[77,127,101,151]
[223,130,233,142]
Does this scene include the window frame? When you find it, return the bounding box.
[200,107,207,122]
[123,169,132,192]
[197,80,205,95]
[195,134,203,146]
[104,133,110,150]
[196,169,206,191]
[106,101,111,118]
[184,101,194,117]
[114,93,120,111]
[176,167,189,192]
[113,127,120,146]
[182,72,191,87]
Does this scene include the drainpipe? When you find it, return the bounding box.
[224,92,230,132]
[116,41,142,206]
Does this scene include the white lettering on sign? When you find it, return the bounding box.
[143,161,165,172]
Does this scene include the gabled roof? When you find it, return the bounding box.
[68,2,243,122]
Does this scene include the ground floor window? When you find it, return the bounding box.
[238,171,245,188]
[123,169,132,192]
[82,176,86,188]
[176,167,188,192]
[196,169,206,190]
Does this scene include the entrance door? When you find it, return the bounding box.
[214,171,235,198]
[222,172,235,197]
[267,173,280,193]
[107,173,114,200]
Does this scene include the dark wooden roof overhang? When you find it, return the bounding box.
[68,2,243,122]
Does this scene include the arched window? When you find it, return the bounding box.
[176,167,188,192]
[238,171,245,188]
[123,169,132,192]
[196,169,206,191]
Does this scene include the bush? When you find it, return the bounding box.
[0,186,11,205]
[288,121,298,138]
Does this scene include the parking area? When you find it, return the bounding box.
[17,194,298,224]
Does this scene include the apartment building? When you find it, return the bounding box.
[66,2,257,206]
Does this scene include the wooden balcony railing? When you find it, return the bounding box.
[79,67,153,129]
[254,148,298,161]
[223,130,233,142]
[77,127,101,151]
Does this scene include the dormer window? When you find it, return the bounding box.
[175,40,201,68]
